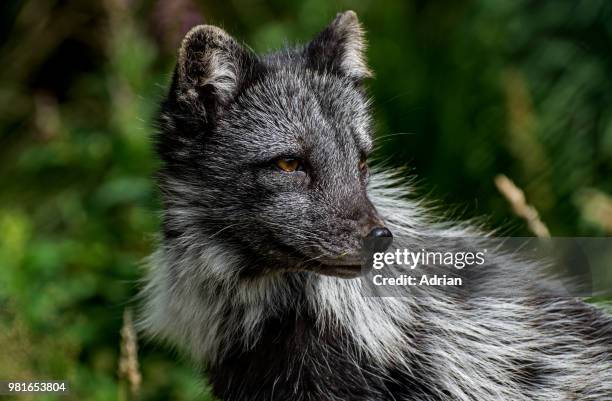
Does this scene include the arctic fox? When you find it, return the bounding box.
[140,11,612,401]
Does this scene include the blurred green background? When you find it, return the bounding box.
[0,0,611,400]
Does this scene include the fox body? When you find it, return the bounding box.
[141,11,612,401]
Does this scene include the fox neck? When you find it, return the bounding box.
[141,235,417,368]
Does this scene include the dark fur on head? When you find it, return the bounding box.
[157,11,383,277]
[142,11,612,401]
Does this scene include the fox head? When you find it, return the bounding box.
[157,11,392,278]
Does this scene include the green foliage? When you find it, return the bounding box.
[0,0,610,400]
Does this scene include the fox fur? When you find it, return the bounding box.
[140,11,612,401]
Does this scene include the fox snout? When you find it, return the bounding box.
[367,226,393,242]
[359,209,393,254]
[364,226,394,255]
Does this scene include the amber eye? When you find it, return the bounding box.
[359,158,368,173]
[276,158,302,172]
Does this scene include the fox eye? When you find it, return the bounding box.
[359,157,368,173]
[275,157,303,172]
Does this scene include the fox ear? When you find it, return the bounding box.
[175,25,256,109]
[305,11,372,80]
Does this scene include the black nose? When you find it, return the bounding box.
[365,227,393,254]
[367,227,393,239]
